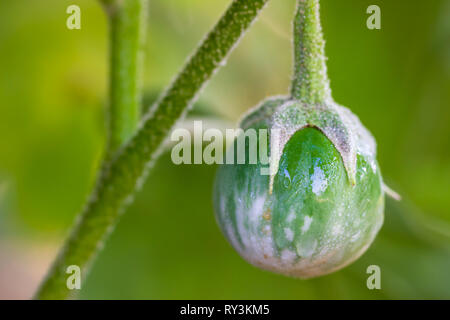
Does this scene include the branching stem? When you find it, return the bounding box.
[34,0,269,300]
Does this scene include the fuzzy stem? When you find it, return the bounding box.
[34,0,269,300]
[107,0,147,154]
[291,0,331,104]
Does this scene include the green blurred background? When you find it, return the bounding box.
[0,0,449,299]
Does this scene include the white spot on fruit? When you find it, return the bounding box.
[248,195,266,223]
[297,239,318,258]
[351,231,361,242]
[332,224,343,235]
[301,215,313,233]
[284,228,294,241]
[311,166,328,195]
[286,211,296,223]
[280,249,297,261]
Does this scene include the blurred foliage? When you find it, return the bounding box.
[0,0,449,299]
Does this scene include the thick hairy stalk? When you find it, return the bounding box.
[34,0,269,300]
[290,0,331,104]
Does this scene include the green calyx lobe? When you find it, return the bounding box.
[272,127,383,276]
[241,97,377,189]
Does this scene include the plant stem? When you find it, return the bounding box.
[34,0,269,300]
[107,0,147,154]
[290,0,331,104]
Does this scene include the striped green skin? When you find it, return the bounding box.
[214,109,384,278]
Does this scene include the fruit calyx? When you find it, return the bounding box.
[268,99,377,192]
[241,0,379,192]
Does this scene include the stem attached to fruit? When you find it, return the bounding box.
[34,0,269,300]
[291,0,331,104]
